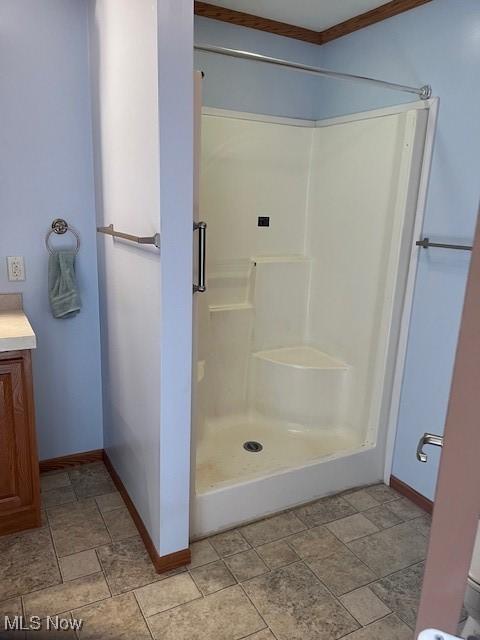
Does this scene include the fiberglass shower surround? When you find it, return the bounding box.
[192,104,429,536]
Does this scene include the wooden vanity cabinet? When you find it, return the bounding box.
[0,349,41,536]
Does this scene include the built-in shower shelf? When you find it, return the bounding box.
[253,346,348,370]
[209,302,253,313]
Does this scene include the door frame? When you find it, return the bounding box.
[416,210,480,635]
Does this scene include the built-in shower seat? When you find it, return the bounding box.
[251,346,350,429]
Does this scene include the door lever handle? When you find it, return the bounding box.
[417,433,444,463]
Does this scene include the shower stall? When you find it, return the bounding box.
[191,52,435,538]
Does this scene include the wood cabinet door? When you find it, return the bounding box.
[0,351,40,533]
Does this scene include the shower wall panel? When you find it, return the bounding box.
[252,258,310,351]
[198,108,425,447]
[200,116,312,268]
[199,115,313,424]
[306,111,424,442]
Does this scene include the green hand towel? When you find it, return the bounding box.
[48,250,81,319]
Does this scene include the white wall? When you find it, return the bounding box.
[0,0,103,459]
[89,0,162,549]
[89,0,193,556]
[156,0,194,557]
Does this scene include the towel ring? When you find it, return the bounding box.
[45,218,80,256]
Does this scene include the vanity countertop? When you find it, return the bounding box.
[0,294,36,353]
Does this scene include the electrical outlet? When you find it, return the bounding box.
[7,256,25,281]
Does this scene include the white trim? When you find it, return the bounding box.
[315,99,436,128]
[383,97,440,484]
[202,106,315,128]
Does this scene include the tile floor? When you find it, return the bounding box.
[0,462,432,639]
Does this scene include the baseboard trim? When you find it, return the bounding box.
[103,452,191,573]
[39,449,104,473]
[390,475,433,514]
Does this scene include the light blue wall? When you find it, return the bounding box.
[0,0,103,459]
[195,16,322,120]
[319,0,480,500]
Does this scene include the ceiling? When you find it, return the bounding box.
[202,0,390,31]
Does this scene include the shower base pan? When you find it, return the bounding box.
[196,416,360,493]
[192,415,381,538]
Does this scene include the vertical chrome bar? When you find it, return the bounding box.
[193,221,207,293]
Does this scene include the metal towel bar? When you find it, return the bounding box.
[416,237,472,251]
[97,224,160,249]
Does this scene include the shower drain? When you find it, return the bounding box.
[243,441,263,453]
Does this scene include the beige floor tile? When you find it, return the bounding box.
[41,473,71,493]
[59,550,101,582]
[365,485,401,504]
[0,596,23,638]
[371,562,424,628]
[23,573,109,619]
[95,492,124,514]
[48,500,110,557]
[340,586,391,626]
[96,536,164,595]
[240,512,306,547]
[188,539,220,569]
[135,573,201,617]
[68,463,116,500]
[287,525,345,561]
[3,463,430,640]
[102,507,137,541]
[410,514,431,538]
[209,530,250,557]
[245,631,276,640]
[341,613,413,639]
[294,495,356,527]
[326,513,379,543]
[256,539,300,570]
[347,521,428,577]
[385,498,426,521]
[74,592,151,640]
[244,561,359,640]
[343,489,380,512]
[190,560,236,595]
[148,585,265,640]
[308,548,376,596]
[0,528,61,601]
[41,486,77,509]
[0,597,22,618]
[362,505,403,529]
[224,549,268,582]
